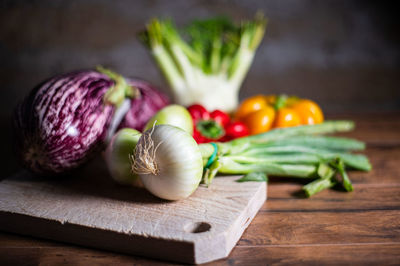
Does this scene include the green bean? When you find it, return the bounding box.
[218,157,316,177]
[303,177,337,197]
[258,135,365,151]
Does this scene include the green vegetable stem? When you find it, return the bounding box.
[198,120,371,197]
[124,119,371,198]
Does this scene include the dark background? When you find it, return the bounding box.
[1,0,399,176]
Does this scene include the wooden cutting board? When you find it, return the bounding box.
[0,160,266,264]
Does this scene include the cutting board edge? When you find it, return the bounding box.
[194,182,267,264]
[0,210,198,264]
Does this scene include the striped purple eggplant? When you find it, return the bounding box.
[13,69,169,175]
[119,79,169,131]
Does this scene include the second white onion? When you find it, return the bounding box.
[133,125,203,200]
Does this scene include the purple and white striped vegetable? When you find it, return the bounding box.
[119,79,169,131]
[13,68,169,175]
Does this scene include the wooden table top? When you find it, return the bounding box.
[1,113,399,265]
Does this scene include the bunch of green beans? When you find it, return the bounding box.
[199,120,371,197]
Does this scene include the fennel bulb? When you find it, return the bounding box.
[139,14,267,112]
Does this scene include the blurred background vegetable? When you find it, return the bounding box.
[291,99,324,125]
[236,94,324,135]
[187,104,249,143]
[273,96,324,128]
[139,13,266,112]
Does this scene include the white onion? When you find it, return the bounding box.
[104,128,143,187]
[143,104,193,134]
[133,125,203,200]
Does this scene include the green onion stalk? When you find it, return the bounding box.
[139,13,267,112]
[198,120,371,196]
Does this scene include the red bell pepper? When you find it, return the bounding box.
[187,104,249,143]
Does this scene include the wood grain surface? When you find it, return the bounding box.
[0,170,266,264]
[1,113,400,265]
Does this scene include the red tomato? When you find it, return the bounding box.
[210,110,230,127]
[187,104,210,121]
[225,121,249,139]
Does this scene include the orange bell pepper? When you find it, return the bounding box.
[242,106,276,135]
[235,94,324,134]
[235,95,269,121]
[274,107,302,128]
[291,99,324,125]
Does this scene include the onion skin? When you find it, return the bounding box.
[13,70,169,175]
[135,125,203,200]
[144,105,193,134]
[105,128,143,187]
[119,79,169,131]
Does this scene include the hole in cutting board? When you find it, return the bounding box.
[184,222,211,233]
